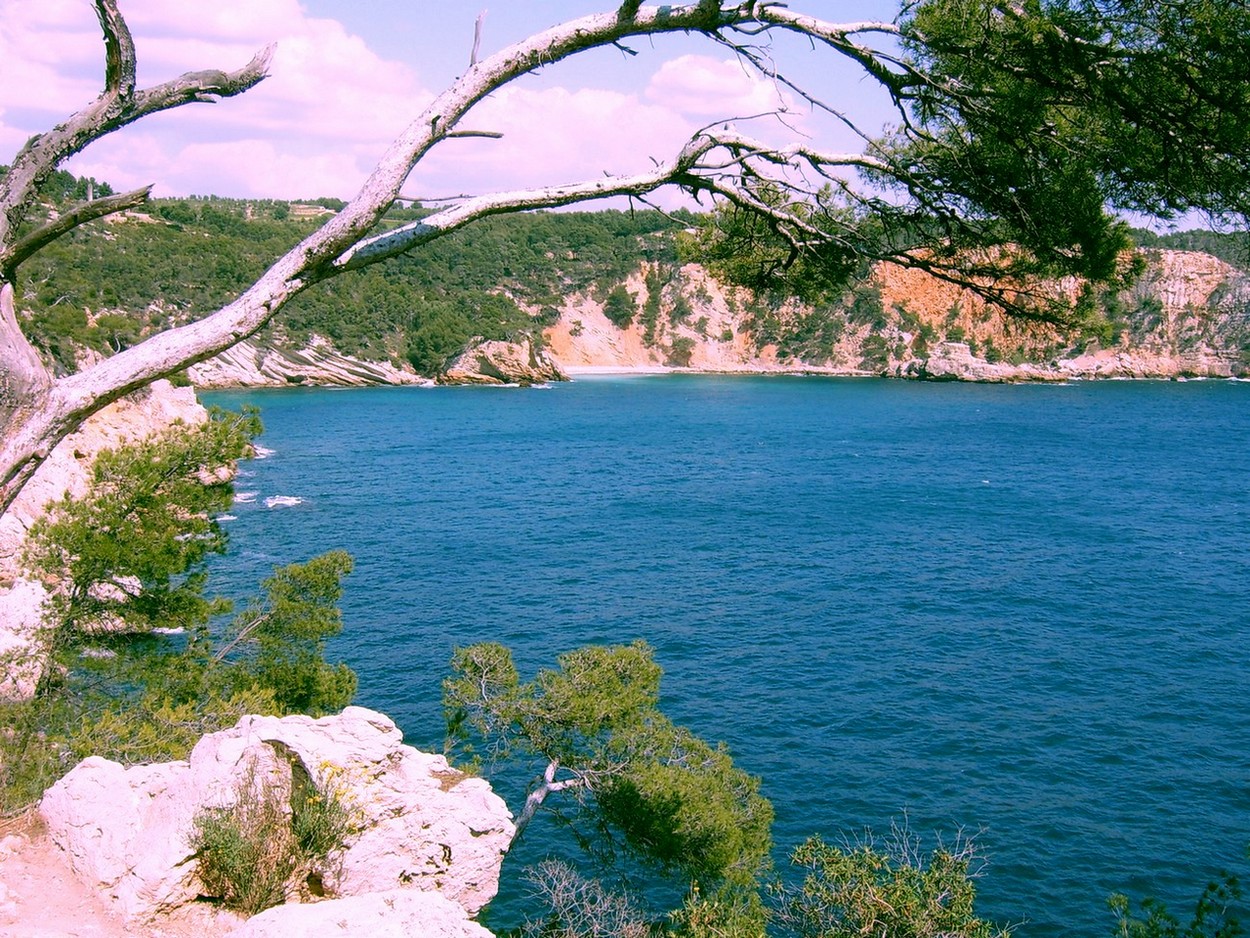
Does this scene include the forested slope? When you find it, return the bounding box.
[13,176,1250,383]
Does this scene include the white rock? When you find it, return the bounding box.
[0,578,49,699]
[227,889,495,938]
[40,707,513,924]
[442,337,568,386]
[188,338,429,388]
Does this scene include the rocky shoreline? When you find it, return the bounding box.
[186,341,1249,390]
[183,250,1250,388]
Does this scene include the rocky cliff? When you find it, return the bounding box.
[441,336,567,386]
[39,707,509,937]
[187,249,1248,386]
[188,336,428,388]
[543,249,1250,381]
[0,380,207,699]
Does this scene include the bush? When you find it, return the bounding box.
[192,757,359,915]
[520,860,651,938]
[667,336,696,367]
[603,285,637,328]
[772,823,1010,938]
[193,762,297,915]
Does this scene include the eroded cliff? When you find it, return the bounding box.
[186,249,1249,386]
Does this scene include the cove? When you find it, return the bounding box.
[203,376,1250,937]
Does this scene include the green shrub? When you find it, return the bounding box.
[192,758,359,915]
[667,336,696,367]
[772,825,1010,938]
[603,285,637,328]
[193,764,296,915]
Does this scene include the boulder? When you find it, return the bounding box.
[900,342,1053,383]
[227,889,494,938]
[442,337,568,386]
[40,707,513,923]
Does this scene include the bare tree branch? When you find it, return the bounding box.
[471,10,487,67]
[444,130,505,140]
[0,284,51,420]
[0,19,271,253]
[94,0,137,100]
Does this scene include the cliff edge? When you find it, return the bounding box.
[0,380,207,699]
[2,708,508,938]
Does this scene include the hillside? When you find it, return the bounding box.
[12,183,1250,383]
[537,249,1250,381]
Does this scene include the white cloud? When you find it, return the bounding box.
[0,0,104,116]
[0,0,429,198]
[646,54,792,121]
[66,134,372,201]
[122,0,306,44]
[0,3,806,203]
[410,84,695,198]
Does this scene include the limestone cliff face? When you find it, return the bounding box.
[883,249,1250,381]
[0,380,207,699]
[188,336,428,388]
[544,250,1250,381]
[40,707,511,935]
[441,336,567,386]
[545,264,797,372]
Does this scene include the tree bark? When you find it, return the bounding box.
[510,759,583,848]
[0,283,52,429]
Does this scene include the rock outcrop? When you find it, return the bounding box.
[0,379,206,699]
[542,250,1250,381]
[188,337,428,388]
[40,707,513,925]
[441,336,568,385]
[896,342,1054,383]
[228,889,494,938]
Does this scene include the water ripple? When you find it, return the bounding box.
[204,379,1250,937]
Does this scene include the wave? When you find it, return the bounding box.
[265,495,304,508]
[151,626,186,636]
[234,491,258,504]
[252,444,276,459]
[215,513,238,522]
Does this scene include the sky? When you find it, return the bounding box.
[0,0,904,206]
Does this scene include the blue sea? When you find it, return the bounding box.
[203,377,1250,937]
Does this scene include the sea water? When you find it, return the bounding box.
[203,377,1250,936]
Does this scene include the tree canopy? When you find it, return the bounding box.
[444,640,774,931]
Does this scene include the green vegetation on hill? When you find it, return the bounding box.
[1129,227,1250,270]
[11,173,1249,379]
[12,179,684,373]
